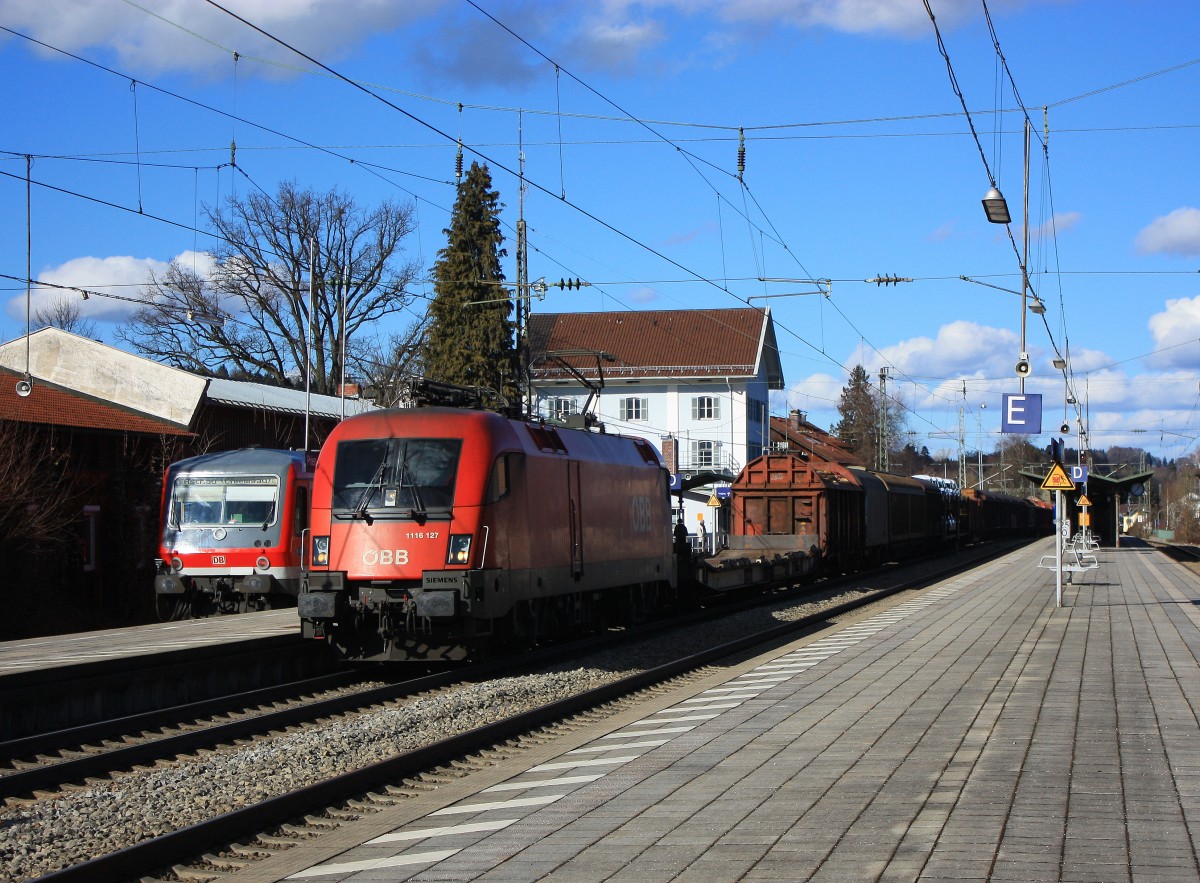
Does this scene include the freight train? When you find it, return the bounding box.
[154,448,311,620]
[296,399,1051,662]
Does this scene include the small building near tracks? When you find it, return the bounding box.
[0,328,373,637]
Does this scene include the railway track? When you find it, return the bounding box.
[0,668,399,800]
[6,540,1027,883]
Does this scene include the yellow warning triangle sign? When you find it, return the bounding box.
[1041,462,1075,491]
[707,494,720,507]
[1078,495,1092,507]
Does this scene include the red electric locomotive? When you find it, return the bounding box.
[154,448,311,620]
[299,405,674,662]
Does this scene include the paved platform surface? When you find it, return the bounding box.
[0,609,299,676]
[269,538,1200,882]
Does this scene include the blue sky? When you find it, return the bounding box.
[2,0,1198,461]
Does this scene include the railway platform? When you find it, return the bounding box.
[253,537,1200,882]
[0,608,300,676]
[0,610,320,739]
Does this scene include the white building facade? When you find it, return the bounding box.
[528,308,785,545]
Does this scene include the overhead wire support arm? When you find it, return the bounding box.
[755,277,831,297]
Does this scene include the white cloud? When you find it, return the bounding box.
[634,0,977,37]
[1147,296,1200,369]
[869,319,1019,379]
[566,14,668,72]
[1028,211,1081,241]
[2,0,443,77]
[5,251,212,325]
[1135,207,1200,258]
[1,0,989,86]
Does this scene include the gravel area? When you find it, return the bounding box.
[0,583,872,881]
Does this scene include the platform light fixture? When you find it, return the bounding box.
[982,186,1011,224]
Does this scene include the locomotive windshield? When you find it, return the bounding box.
[169,475,279,528]
[332,438,462,518]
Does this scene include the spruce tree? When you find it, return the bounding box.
[422,162,517,400]
[834,364,878,458]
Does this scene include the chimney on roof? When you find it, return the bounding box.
[789,409,803,431]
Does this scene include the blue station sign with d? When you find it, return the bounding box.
[1001,393,1042,434]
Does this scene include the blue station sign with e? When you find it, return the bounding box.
[1001,393,1042,434]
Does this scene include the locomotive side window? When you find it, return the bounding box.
[169,476,280,528]
[485,453,519,503]
[332,438,462,517]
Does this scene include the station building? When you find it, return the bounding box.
[0,327,371,636]
[528,308,785,546]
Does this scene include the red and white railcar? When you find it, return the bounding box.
[154,448,311,619]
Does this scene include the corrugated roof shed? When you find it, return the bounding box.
[205,378,375,419]
[529,308,784,387]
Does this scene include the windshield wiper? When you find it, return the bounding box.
[397,443,427,523]
[352,455,389,524]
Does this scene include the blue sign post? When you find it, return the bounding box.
[1001,393,1042,434]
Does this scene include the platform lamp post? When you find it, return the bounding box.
[982,119,1033,394]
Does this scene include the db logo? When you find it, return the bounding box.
[211,555,226,565]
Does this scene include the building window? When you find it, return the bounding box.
[692,439,721,467]
[620,397,648,422]
[691,395,720,420]
[546,396,577,421]
[750,398,767,422]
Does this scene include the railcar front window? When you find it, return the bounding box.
[332,438,462,518]
[169,476,280,528]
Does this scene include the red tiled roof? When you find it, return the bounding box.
[529,309,777,380]
[0,367,192,436]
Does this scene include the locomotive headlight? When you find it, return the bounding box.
[255,555,270,571]
[312,535,330,567]
[170,556,184,573]
[446,534,472,565]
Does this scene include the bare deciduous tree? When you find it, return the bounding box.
[0,420,79,553]
[33,298,99,339]
[119,182,423,394]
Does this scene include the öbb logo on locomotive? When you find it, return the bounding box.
[361,549,411,566]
